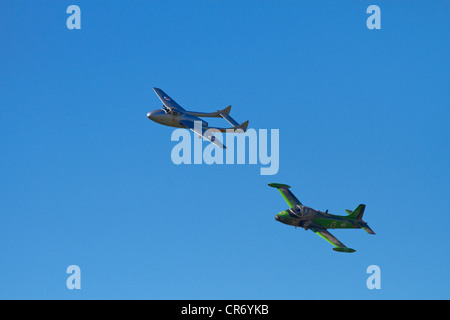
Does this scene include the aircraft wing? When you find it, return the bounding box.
[268,183,302,208]
[179,119,226,149]
[153,87,186,111]
[309,227,356,253]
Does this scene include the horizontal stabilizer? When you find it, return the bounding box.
[359,222,376,234]
[219,110,240,128]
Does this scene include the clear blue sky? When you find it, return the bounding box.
[1,1,449,299]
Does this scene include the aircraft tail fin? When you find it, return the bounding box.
[347,204,365,221]
[218,105,231,115]
[218,108,248,131]
[234,120,249,132]
[347,204,375,234]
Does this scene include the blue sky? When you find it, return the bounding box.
[0,1,449,299]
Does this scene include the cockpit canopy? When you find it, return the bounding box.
[290,205,314,217]
[292,205,302,214]
[162,106,180,116]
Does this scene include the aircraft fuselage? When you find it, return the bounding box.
[275,206,362,230]
[147,108,207,129]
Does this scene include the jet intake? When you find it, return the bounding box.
[298,220,312,230]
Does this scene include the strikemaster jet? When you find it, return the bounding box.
[269,183,375,253]
[147,88,249,148]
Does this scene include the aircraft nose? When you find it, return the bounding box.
[275,214,279,221]
[147,111,155,120]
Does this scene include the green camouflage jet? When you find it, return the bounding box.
[269,183,375,253]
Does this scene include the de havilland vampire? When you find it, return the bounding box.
[147,88,249,148]
[269,183,375,253]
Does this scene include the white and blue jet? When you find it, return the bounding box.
[147,88,249,148]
